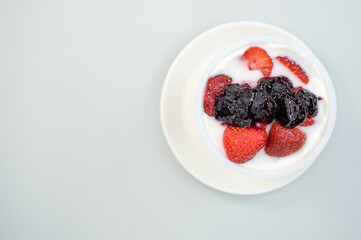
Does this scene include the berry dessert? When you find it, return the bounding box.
[201,40,329,172]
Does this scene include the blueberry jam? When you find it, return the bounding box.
[214,76,318,128]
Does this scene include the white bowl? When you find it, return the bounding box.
[195,36,337,179]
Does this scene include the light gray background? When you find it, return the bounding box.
[1,0,360,239]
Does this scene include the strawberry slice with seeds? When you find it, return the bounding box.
[300,118,315,127]
[265,122,306,157]
[203,74,232,116]
[223,126,267,163]
[242,47,273,77]
[276,56,309,84]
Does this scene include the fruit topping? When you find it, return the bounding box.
[265,122,306,157]
[242,47,273,77]
[300,117,315,126]
[249,87,276,123]
[214,83,254,127]
[203,74,232,116]
[275,96,308,128]
[293,86,303,93]
[276,56,309,84]
[223,126,267,163]
[214,76,318,128]
[296,89,318,118]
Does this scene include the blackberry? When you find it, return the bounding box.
[276,96,308,128]
[213,76,319,128]
[257,76,294,100]
[215,84,254,127]
[249,88,275,123]
[296,89,318,118]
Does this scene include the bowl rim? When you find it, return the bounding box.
[195,36,337,179]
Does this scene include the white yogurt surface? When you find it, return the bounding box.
[203,43,329,172]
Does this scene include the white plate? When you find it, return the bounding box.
[160,21,322,195]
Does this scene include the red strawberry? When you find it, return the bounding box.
[300,118,315,127]
[265,122,306,157]
[293,86,303,93]
[203,74,232,116]
[223,126,267,163]
[242,47,273,77]
[276,56,309,84]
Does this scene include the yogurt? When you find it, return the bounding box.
[202,42,329,172]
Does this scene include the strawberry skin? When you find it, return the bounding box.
[276,56,309,84]
[203,74,232,116]
[242,47,273,77]
[293,86,303,93]
[265,122,306,157]
[300,117,315,126]
[223,126,267,163]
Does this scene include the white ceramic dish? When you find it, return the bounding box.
[160,21,336,195]
[196,36,336,178]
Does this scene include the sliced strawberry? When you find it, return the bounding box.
[242,47,273,77]
[265,122,306,157]
[203,74,232,116]
[293,86,303,93]
[300,118,315,127]
[223,126,267,163]
[276,56,309,84]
